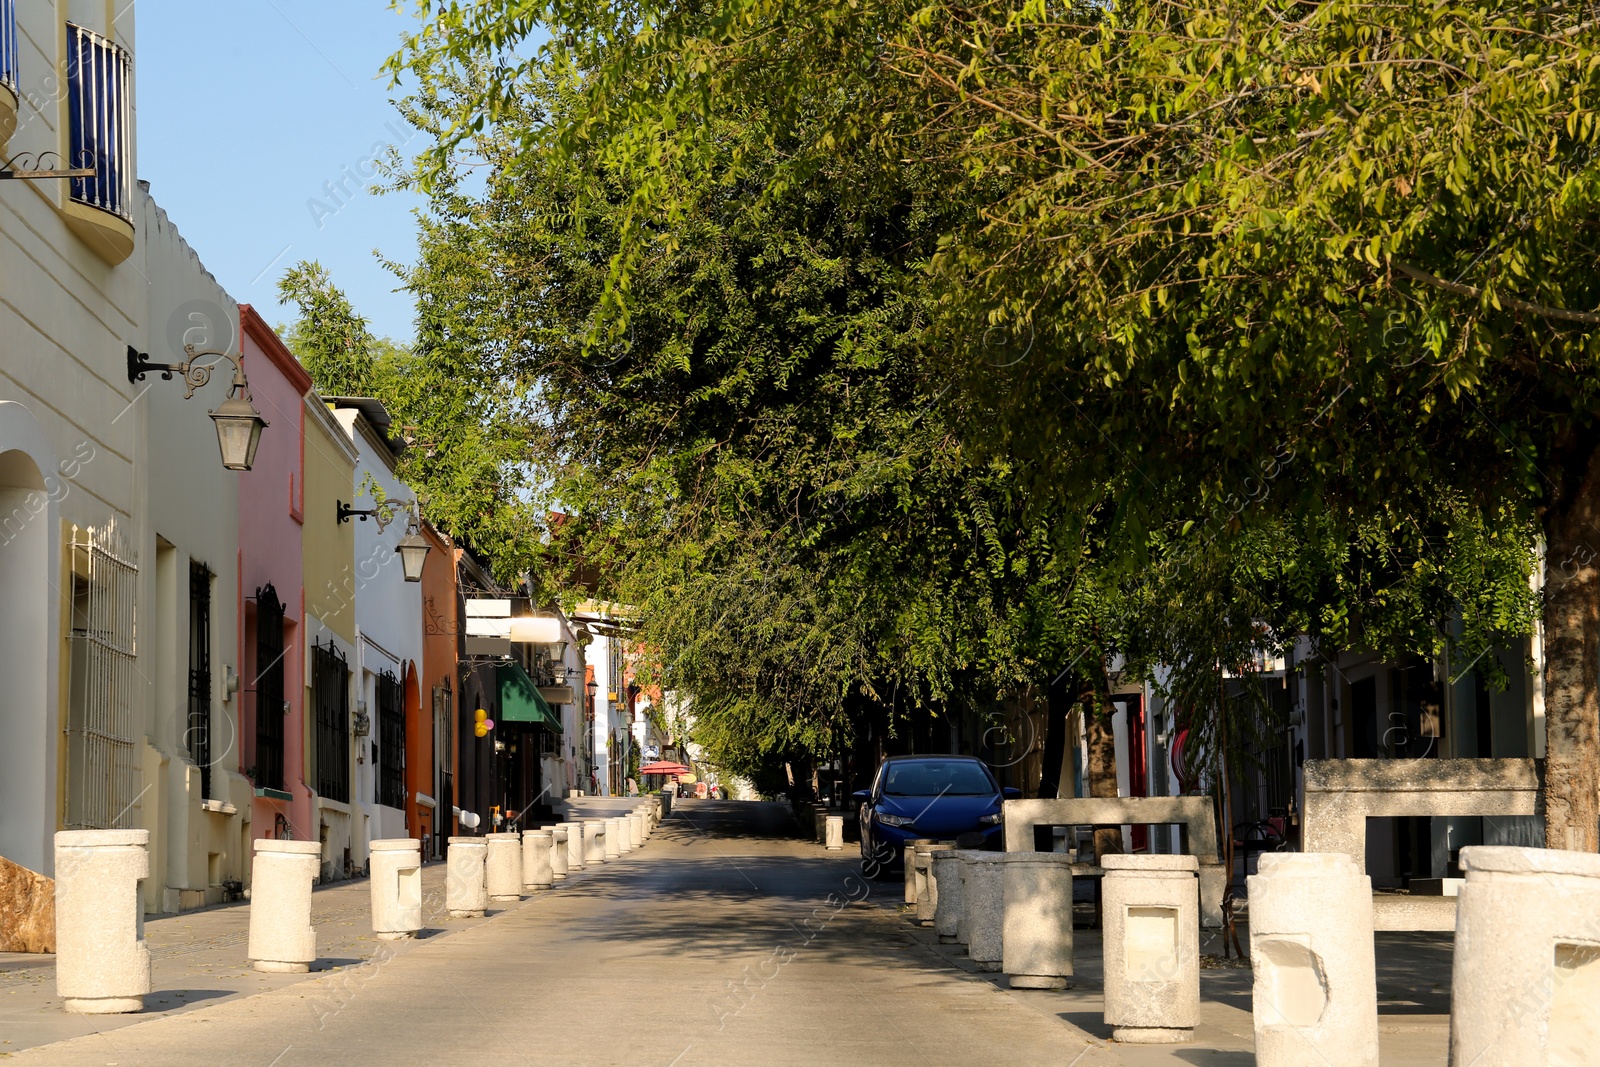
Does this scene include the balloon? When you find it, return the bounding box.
[483,719,495,730]
[474,708,488,722]
[474,723,489,738]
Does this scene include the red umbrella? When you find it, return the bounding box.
[640,761,691,775]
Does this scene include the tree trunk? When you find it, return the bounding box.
[1036,670,1076,799]
[1542,441,1600,852]
[1086,677,1125,862]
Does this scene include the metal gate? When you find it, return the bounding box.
[65,523,139,830]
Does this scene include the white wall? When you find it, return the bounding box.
[332,407,422,867]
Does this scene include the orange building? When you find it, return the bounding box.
[411,520,459,859]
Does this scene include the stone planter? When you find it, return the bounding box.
[932,851,967,944]
[521,829,554,892]
[1450,845,1600,1067]
[446,837,488,918]
[1101,854,1200,1043]
[915,843,958,926]
[825,816,845,851]
[1248,852,1377,1067]
[1002,852,1075,989]
[369,838,423,940]
[54,829,151,1013]
[550,827,569,880]
[248,839,322,973]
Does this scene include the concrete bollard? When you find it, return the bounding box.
[825,815,845,851]
[1003,852,1075,989]
[629,813,645,849]
[1449,846,1600,1067]
[550,827,569,880]
[904,838,935,904]
[521,829,555,892]
[446,837,489,918]
[1102,854,1200,1044]
[369,838,424,940]
[915,843,958,926]
[606,817,626,858]
[54,829,152,1013]
[486,832,524,901]
[583,820,608,865]
[247,839,322,973]
[1247,852,1377,1067]
[564,822,585,871]
[932,851,968,945]
[962,853,1008,971]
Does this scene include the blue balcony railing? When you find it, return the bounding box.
[1,0,18,95]
[66,23,131,219]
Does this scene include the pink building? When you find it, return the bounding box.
[238,306,313,846]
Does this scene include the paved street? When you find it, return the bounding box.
[2,802,1451,1066]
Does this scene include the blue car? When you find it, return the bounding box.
[854,755,1021,873]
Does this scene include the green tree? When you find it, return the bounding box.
[278,257,542,581]
[389,0,1595,849]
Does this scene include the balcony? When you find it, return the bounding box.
[60,23,133,264]
[1,0,17,144]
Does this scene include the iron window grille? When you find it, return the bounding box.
[253,585,287,791]
[65,523,139,830]
[2,1,17,94]
[187,562,213,800]
[376,670,405,810]
[314,641,350,803]
[65,23,131,219]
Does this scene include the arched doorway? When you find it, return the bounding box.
[0,402,60,875]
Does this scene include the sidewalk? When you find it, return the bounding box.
[1,861,476,1055]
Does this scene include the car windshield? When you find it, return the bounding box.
[881,760,996,797]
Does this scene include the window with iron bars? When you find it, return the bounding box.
[65,23,132,219]
[253,585,287,791]
[314,642,350,803]
[376,670,405,810]
[188,562,213,800]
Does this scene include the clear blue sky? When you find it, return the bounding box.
[137,2,426,343]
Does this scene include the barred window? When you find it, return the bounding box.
[376,671,405,810]
[314,642,350,803]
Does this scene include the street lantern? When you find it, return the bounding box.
[394,514,431,583]
[127,344,269,471]
[209,387,267,471]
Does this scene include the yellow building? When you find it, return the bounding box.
[301,398,359,880]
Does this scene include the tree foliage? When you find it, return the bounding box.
[386,1,1573,828]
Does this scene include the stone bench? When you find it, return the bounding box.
[1003,798,1224,928]
[1301,758,1543,931]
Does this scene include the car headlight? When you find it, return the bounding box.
[876,811,914,827]
[978,813,1002,825]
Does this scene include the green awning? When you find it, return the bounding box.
[496,663,563,732]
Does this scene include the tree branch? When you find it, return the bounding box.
[1391,260,1600,326]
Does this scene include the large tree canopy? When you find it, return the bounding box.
[387,1,1560,828]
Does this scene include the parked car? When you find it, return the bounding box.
[855,755,1020,874]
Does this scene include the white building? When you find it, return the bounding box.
[331,399,424,870]
[1,0,261,919]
